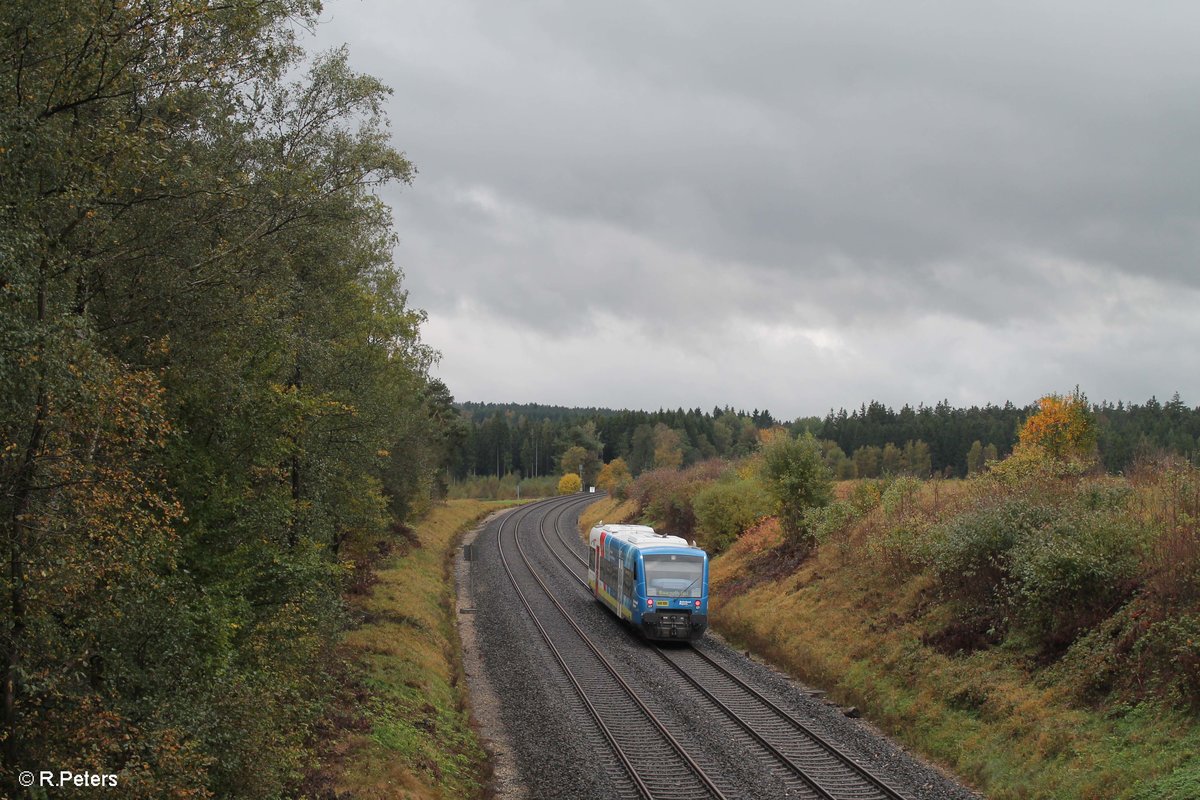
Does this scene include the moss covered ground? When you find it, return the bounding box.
[326,499,519,799]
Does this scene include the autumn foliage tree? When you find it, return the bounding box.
[559,444,600,488]
[1,2,453,796]
[596,457,633,497]
[1017,390,1098,461]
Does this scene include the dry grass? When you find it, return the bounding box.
[577,495,639,537]
[1128,457,1200,609]
[326,499,518,800]
[710,476,1200,800]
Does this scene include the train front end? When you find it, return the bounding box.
[635,548,708,641]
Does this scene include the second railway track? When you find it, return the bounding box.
[522,494,910,800]
[496,495,728,800]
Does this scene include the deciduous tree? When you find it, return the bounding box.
[596,458,632,497]
[1018,390,1097,460]
[761,433,833,548]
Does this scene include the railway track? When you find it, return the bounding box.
[527,496,910,800]
[495,496,727,800]
[653,646,906,800]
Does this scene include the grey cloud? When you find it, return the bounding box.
[315,1,1200,414]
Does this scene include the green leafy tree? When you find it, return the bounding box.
[652,423,684,469]
[559,444,601,487]
[628,424,656,473]
[761,433,833,547]
[0,3,452,796]
[881,442,903,474]
[903,439,933,477]
[967,440,985,475]
[853,445,882,478]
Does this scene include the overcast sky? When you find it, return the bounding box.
[311,2,1200,419]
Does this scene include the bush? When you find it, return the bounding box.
[847,480,884,514]
[761,433,832,547]
[923,498,1053,597]
[1008,506,1149,643]
[881,475,922,518]
[557,473,582,494]
[1078,477,1134,512]
[693,478,772,552]
[628,461,725,538]
[987,443,1091,494]
[807,502,859,545]
[1131,456,1200,608]
[921,482,1151,650]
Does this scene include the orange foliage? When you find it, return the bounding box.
[757,426,790,445]
[596,458,632,494]
[1017,391,1097,460]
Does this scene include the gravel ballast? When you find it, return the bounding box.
[458,497,983,800]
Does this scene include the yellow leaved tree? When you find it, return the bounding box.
[1017,390,1097,460]
[596,458,633,496]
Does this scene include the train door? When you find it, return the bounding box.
[619,546,628,609]
[588,546,597,597]
[620,550,635,618]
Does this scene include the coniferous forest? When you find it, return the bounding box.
[452,395,1200,484]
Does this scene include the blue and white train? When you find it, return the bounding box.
[587,523,709,641]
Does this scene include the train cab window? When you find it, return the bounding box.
[643,554,703,598]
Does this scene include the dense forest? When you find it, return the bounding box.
[1,2,455,796]
[453,394,1200,483]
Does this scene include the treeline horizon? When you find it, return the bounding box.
[453,393,1200,481]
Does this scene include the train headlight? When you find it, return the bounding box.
[646,597,654,608]
[694,599,701,608]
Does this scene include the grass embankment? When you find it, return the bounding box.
[712,515,1199,799]
[587,473,1200,800]
[578,495,639,539]
[327,499,518,799]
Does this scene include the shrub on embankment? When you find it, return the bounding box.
[616,439,1200,797]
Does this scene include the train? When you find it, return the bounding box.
[587,523,709,641]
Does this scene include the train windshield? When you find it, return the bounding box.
[643,554,704,597]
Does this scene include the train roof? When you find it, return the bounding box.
[590,523,692,549]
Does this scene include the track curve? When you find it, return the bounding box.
[496,496,726,800]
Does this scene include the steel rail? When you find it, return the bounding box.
[537,492,590,579]
[550,492,591,566]
[492,497,652,799]
[495,496,726,800]
[653,646,908,800]
[540,503,909,800]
